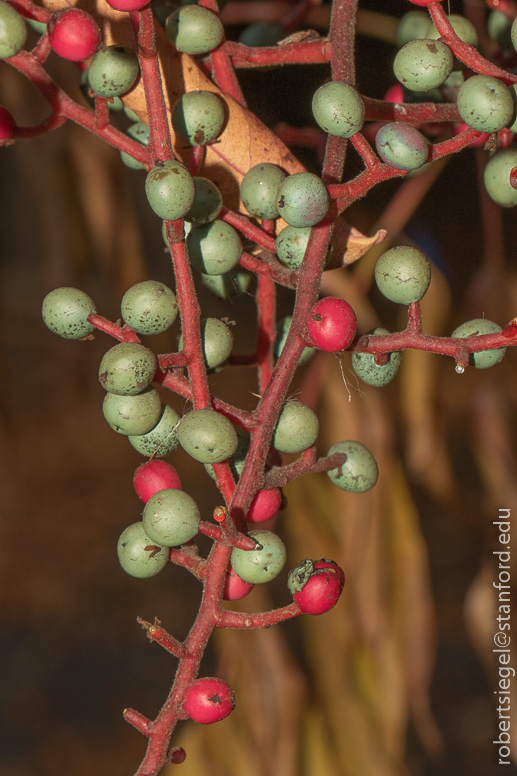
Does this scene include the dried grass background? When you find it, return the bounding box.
[1,3,517,775]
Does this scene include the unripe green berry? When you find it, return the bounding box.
[172,91,225,146]
[311,81,364,138]
[201,269,251,298]
[0,0,26,58]
[143,488,200,547]
[396,11,430,48]
[42,287,96,339]
[488,10,513,50]
[230,530,286,584]
[483,148,517,208]
[239,21,283,47]
[426,14,478,48]
[351,328,401,387]
[165,5,224,55]
[177,409,238,463]
[120,121,149,170]
[117,522,168,578]
[187,220,242,275]
[179,318,233,369]
[375,246,431,304]
[273,401,319,454]
[327,440,378,492]
[99,343,157,396]
[129,404,181,457]
[121,281,179,335]
[240,163,287,220]
[451,318,506,368]
[276,173,329,228]
[275,226,311,269]
[512,16,517,52]
[394,39,453,92]
[274,316,315,365]
[457,75,513,133]
[145,160,195,221]
[375,122,429,171]
[204,426,249,482]
[103,387,162,435]
[185,177,223,224]
[88,45,139,98]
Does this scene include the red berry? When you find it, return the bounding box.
[106,0,150,11]
[0,106,15,142]
[384,84,404,104]
[452,122,489,148]
[510,167,517,192]
[182,677,235,724]
[407,0,441,5]
[133,460,182,503]
[307,297,356,352]
[223,565,254,600]
[246,488,282,523]
[288,558,345,615]
[48,9,101,62]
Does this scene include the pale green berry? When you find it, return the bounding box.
[143,489,200,546]
[187,220,242,275]
[375,246,431,304]
[451,318,506,368]
[172,90,225,146]
[276,226,311,269]
[177,409,238,463]
[185,177,223,224]
[394,39,454,92]
[351,328,401,387]
[121,280,179,335]
[326,440,378,492]
[375,123,429,171]
[276,173,329,228]
[273,401,319,454]
[240,163,287,220]
[201,269,251,298]
[88,46,139,98]
[145,160,195,221]
[0,0,26,58]
[204,426,249,482]
[120,121,149,170]
[312,82,364,138]
[426,14,478,48]
[99,343,157,396]
[483,148,517,208]
[396,11,430,48]
[103,387,162,435]
[178,318,233,369]
[117,522,168,578]
[42,287,96,340]
[129,404,181,457]
[230,530,286,584]
[165,5,224,55]
[457,75,513,133]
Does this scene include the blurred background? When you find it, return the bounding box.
[1,0,517,774]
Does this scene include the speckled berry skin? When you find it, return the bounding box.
[142,488,200,547]
[483,148,517,208]
[326,440,378,493]
[102,387,162,436]
[185,177,223,224]
[307,297,356,353]
[179,318,233,369]
[48,9,101,62]
[275,173,329,228]
[230,530,286,584]
[511,15,517,51]
[288,559,345,615]
[457,75,514,133]
[276,226,311,269]
[129,404,181,457]
[451,318,506,368]
[312,82,364,138]
[98,343,157,396]
[273,401,319,454]
[223,566,254,600]
[351,328,402,387]
[0,1,26,59]
[375,123,429,171]
[177,409,238,464]
[133,460,182,503]
[42,287,96,339]
[187,220,242,275]
[117,522,168,578]
[145,161,195,220]
[121,280,178,335]
[120,121,149,170]
[87,46,139,98]
[0,105,15,141]
[182,678,235,724]
[246,488,282,523]
[394,39,453,92]
[165,6,224,55]
[374,246,431,304]
[240,163,287,220]
[204,426,249,482]
[172,91,225,146]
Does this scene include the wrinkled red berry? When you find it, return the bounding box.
[48,9,101,62]
[307,297,356,352]
[183,677,235,724]
[288,558,345,615]
[246,487,282,523]
[133,460,182,503]
[223,565,254,600]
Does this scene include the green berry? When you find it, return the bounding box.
[179,318,233,369]
[375,122,429,171]
[177,408,238,463]
[327,440,378,492]
[239,21,283,47]
[187,219,242,275]
[396,11,430,48]
[488,10,514,50]
[117,522,168,578]
[507,84,517,133]
[374,246,431,304]
[483,148,517,208]
[0,0,26,58]
[121,281,179,335]
[204,426,249,482]
[512,16,517,52]
[275,172,329,228]
[88,46,139,98]
[274,316,315,365]
[351,328,401,387]
[99,342,157,396]
[103,387,162,435]
[201,269,251,298]
[165,5,224,55]
[145,160,195,221]
[426,14,478,48]
[230,530,286,584]
[457,75,513,133]
[120,121,149,170]
[185,177,223,224]
[311,82,364,138]
[142,488,200,547]
[273,401,319,454]
[129,404,181,457]
[275,226,311,269]
[27,17,47,35]
[451,318,506,368]
[394,39,453,92]
[172,90,225,146]
[240,163,287,220]
[42,287,96,339]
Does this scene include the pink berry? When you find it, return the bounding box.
[48,9,101,62]
[384,84,404,104]
[407,0,440,5]
[307,297,356,352]
[246,488,282,523]
[106,0,150,11]
[182,677,235,724]
[288,558,345,615]
[452,122,489,148]
[0,106,15,142]
[133,460,182,503]
[223,565,254,600]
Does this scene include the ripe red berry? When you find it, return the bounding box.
[307,297,356,352]
[48,9,101,62]
[223,565,254,601]
[133,460,182,503]
[246,487,282,523]
[0,106,15,142]
[288,558,345,615]
[106,0,150,10]
[182,677,235,724]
